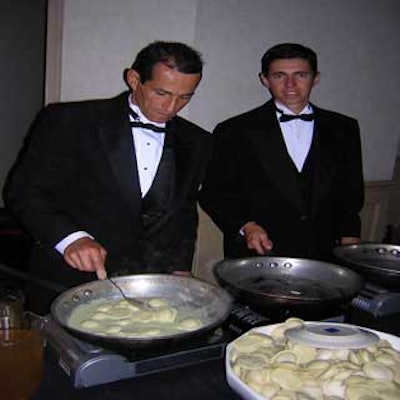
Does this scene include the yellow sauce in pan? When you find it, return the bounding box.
[68,298,203,338]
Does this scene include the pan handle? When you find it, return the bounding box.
[0,262,67,294]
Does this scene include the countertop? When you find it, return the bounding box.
[30,308,400,400]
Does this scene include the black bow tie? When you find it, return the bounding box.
[275,107,314,122]
[129,109,166,133]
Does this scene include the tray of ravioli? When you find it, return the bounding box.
[51,274,232,349]
[226,318,400,400]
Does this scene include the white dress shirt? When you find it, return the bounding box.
[129,99,166,197]
[56,95,166,255]
[275,101,314,172]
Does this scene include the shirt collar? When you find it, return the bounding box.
[128,95,166,128]
[274,101,313,116]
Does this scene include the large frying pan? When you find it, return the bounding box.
[334,243,400,290]
[213,257,363,318]
[50,274,233,350]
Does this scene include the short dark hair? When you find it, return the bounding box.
[131,41,203,83]
[261,43,318,76]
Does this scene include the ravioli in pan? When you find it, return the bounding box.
[68,297,203,338]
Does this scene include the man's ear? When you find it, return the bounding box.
[259,73,270,89]
[313,72,321,87]
[125,69,140,91]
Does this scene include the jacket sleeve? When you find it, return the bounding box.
[337,118,364,238]
[3,104,83,248]
[199,122,250,237]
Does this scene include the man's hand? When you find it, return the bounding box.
[340,237,361,246]
[172,270,193,277]
[64,237,108,280]
[241,221,273,255]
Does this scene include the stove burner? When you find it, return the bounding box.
[41,317,234,388]
[41,302,352,388]
[351,282,400,317]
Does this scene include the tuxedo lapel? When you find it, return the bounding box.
[97,93,142,222]
[310,107,339,216]
[168,118,193,194]
[299,125,321,218]
[138,117,203,238]
[248,102,306,213]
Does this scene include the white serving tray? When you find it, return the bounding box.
[225,322,400,400]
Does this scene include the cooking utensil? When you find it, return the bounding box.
[107,276,152,311]
[334,243,400,290]
[51,274,233,349]
[213,257,363,316]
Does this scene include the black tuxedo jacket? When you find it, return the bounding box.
[4,92,211,291]
[200,100,364,261]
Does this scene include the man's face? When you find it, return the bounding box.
[260,58,320,114]
[126,62,201,123]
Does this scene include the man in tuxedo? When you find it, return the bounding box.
[3,41,211,313]
[200,43,364,261]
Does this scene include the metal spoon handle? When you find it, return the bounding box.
[107,277,150,310]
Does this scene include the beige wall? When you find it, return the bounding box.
[192,207,223,284]
[387,157,400,230]
[47,0,400,182]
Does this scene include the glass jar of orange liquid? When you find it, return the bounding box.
[0,287,44,399]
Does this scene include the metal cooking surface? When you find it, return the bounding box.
[236,275,346,300]
[214,256,363,308]
[51,274,233,349]
[334,244,400,274]
[347,258,398,271]
[41,316,230,388]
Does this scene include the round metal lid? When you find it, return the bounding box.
[285,322,380,349]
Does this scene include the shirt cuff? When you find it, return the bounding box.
[55,231,94,255]
[239,221,256,237]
